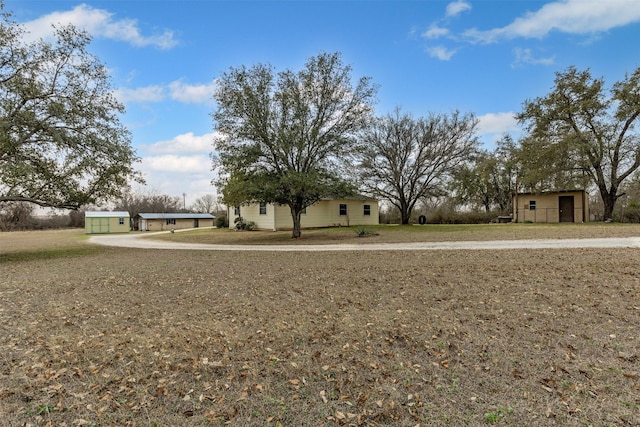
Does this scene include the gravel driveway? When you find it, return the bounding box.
[89,230,640,251]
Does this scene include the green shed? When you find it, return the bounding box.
[85,211,131,234]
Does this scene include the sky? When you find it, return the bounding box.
[5,0,640,209]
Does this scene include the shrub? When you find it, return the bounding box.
[215,214,229,229]
[354,226,377,237]
[233,217,256,231]
[622,200,640,223]
[234,216,245,230]
[426,208,498,224]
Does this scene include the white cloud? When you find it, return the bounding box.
[114,85,166,104]
[446,1,472,17]
[464,0,640,44]
[169,80,218,104]
[21,4,177,49]
[422,25,450,39]
[478,112,520,134]
[115,79,217,105]
[146,132,216,154]
[426,46,457,61]
[511,48,555,68]
[477,112,522,147]
[142,154,211,174]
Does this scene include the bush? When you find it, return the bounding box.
[354,226,378,237]
[233,217,256,231]
[215,215,229,229]
[622,200,640,223]
[425,208,498,224]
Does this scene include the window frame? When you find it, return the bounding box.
[339,203,347,216]
[259,202,267,215]
[363,204,371,216]
[529,200,536,211]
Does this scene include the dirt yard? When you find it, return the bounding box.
[1,226,640,426]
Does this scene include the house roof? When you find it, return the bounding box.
[320,194,376,201]
[136,213,215,220]
[515,190,587,196]
[85,211,130,218]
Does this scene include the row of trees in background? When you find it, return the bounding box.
[0,190,223,231]
[214,53,640,235]
[2,0,640,233]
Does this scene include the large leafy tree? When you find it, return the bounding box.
[0,6,140,210]
[212,52,377,238]
[517,66,640,220]
[358,109,479,224]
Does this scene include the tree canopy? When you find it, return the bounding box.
[212,52,377,237]
[516,65,640,219]
[358,109,479,224]
[451,136,515,214]
[0,6,140,210]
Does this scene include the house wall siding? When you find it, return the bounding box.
[231,199,379,230]
[514,191,588,223]
[85,216,130,234]
[140,218,214,231]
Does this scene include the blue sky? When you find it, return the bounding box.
[6,0,640,208]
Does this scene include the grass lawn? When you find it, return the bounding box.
[150,222,640,245]
[1,224,640,426]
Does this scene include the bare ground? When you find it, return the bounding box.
[1,226,640,426]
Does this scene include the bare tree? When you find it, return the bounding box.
[115,189,182,228]
[359,109,479,224]
[190,194,219,213]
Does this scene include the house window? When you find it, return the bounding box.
[529,201,536,211]
[234,207,240,216]
[301,207,307,215]
[339,203,347,216]
[363,204,371,216]
[118,217,125,225]
[259,202,267,215]
[166,218,176,225]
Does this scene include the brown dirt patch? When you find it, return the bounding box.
[1,228,640,426]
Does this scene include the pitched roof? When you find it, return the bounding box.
[320,194,376,201]
[136,213,215,219]
[85,211,130,218]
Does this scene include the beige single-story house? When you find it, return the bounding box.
[513,190,589,223]
[136,213,215,231]
[85,211,131,234]
[229,196,379,230]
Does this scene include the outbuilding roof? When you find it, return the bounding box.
[85,211,130,218]
[136,213,215,220]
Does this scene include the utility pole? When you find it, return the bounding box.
[183,193,186,211]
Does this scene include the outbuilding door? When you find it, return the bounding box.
[559,196,574,222]
[89,217,109,233]
[193,219,199,228]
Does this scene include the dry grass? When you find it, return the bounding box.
[1,226,640,426]
[151,222,640,245]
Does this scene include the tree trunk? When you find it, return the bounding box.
[601,190,617,221]
[290,204,302,238]
[400,201,411,225]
